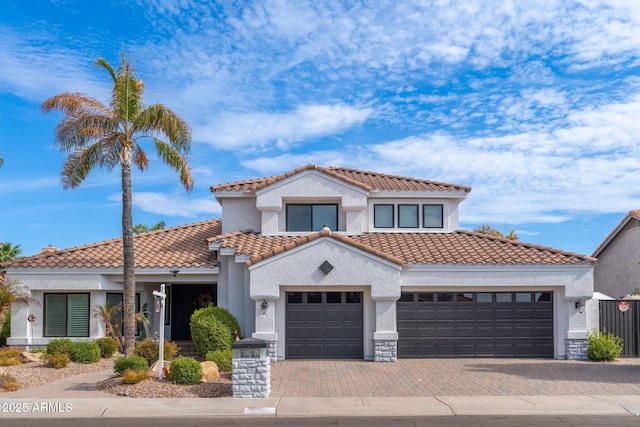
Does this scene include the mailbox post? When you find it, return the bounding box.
[152,284,166,380]
[231,337,270,398]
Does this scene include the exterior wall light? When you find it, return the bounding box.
[575,300,585,313]
[261,300,268,314]
[170,270,180,277]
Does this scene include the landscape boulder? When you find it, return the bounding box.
[200,361,220,382]
[18,352,43,363]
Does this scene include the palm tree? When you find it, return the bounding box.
[42,54,193,355]
[0,242,22,262]
[473,224,518,241]
[133,220,165,234]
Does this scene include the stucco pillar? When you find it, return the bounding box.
[372,299,398,362]
[252,299,278,361]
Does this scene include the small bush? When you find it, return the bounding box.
[1,312,10,338]
[0,356,20,366]
[47,338,73,355]
[95,337,119,358]
[205,349,232,372]
[46,353,70,369]
[168,356,202,385]
[0,348,22,359]
[121,369,149,384]
[587,329,623,361]
[114,355,149,375]
[133,338,179,366]
[0,373,19,392]
[69,341,101,364]
[190,308,233,356]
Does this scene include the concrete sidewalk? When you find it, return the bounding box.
[0,369,639,419]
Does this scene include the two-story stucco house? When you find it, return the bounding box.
[3,164,598,360]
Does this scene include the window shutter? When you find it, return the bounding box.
[45,294,67,337]
[67,294,89,337]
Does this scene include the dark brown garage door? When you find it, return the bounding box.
[286,291,363,359]
[398,291,553,358]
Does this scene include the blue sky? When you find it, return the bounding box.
[1,0,639,257]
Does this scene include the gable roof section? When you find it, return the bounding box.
[210,164,471,194]
[592,209,640,257]
[3,219,221,269]
[210,229,595,266]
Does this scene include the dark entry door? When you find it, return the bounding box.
[397,291,554,358]
[171,284,217,340]
[286,291,363,359]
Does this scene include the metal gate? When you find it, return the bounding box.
[599,300,640,357]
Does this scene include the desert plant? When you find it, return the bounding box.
[121,369,149,384]
[0,372,19,391]
[0,276,38,337]
[1,312,10,338]
[205,349,232,372]
[68,341,101,364]
[47,338,73,355]
[46,353,70,369]
[190,308,233,356]
[114,355,149,375]
[168,356,202,385]
[133,338,178,366]
[0,348,21,366]
[587,329,623,361]
[95,337,119,358]
[93,301,123,343]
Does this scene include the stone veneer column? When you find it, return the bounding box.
[373,339,398,362]
[231,358,271,398]
[565,338,588,360]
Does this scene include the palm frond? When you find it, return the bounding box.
[132,144,150,171]
[60,143,105,189]
[41,93,110,117]
[153,138,194,191]
[137,104,191,152]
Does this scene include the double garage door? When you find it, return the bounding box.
[286,291,363,359]
[398,291,554,358]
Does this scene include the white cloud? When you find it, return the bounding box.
[194,104,373,149]
[108,192,221,217]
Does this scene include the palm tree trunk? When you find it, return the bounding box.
[121,159,136,356]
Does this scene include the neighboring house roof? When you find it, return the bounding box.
[210,164,472,194]
[2,219,221,269]
[209,229,596,266]
[592,209,640,257]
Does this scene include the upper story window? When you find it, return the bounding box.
[398,204,419,228]
[423,204,443,228]
[374,204,394,228]
[286,204,338,231]
[373,203,445,229]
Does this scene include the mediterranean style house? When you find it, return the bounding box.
[3,164,598,361]
[592,209,640,299]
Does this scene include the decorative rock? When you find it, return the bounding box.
[18,351,43,363]
[0,367,5,375]
[148,360,171,378]
[200,361,220,382]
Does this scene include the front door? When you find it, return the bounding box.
[171,284,217,340]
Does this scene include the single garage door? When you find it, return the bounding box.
[286,291,363,359]
[398,291,553,358]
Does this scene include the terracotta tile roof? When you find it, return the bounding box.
[592,209,640,257]
[210,164,471,193]
[3,219,221,269]
[210,229,595,266]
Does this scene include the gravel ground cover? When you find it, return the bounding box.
[1,354,232,398]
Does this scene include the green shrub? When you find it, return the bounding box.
[1,312,10,338]
[68,341,101,364]
[133,338,179,365]
[587,329,623,361]
[47,338,73,355]
[95,337,119,358]
[0,373,19,391]
[114,355,149,375]
[46,353,70,369]
[190,308,233,356]
[121,369,149,384]
[205,349,232,372]
[168,356,202,385]
[207,307,242,341]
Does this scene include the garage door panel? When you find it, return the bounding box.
[398,292,553,358]
[286,292,363,359]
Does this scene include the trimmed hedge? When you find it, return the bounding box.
[114,355,149,375]
[190,307,235,356]
[47,338,73,355]
[205,349,232,372]
[168,356,202,385]
[69,341,101,364]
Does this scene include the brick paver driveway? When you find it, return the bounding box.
[270,358,640,397]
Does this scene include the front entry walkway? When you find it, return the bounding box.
[270,358,640,397]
